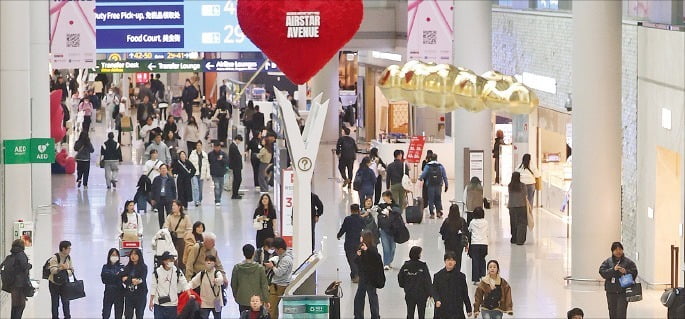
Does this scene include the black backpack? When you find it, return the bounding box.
[1,255,17,292]
[340,137,356,160]
[42,254,69,283]
[353,170,363,191]
[427,164,442,186]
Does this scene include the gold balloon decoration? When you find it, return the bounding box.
[378,61,539,114]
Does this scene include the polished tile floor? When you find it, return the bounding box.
[19,118,668,318]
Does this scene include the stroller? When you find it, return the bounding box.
[151,228,178,268]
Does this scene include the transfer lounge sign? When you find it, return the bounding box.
[94,59,202,73]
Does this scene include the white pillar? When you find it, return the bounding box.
[571,1,622,280]
[309,56,340,143]
[452,1,493,199]
[1,1,33,251]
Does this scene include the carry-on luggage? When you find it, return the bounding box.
[406,195,423,224]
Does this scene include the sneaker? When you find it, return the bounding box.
[473,281,479,286]
[107,186,111,189]
[83,186,88,190]
[342,180,348,188]
[195,202,200,207]
[153,208,158,213]
[77,180,81,188]
[215,202,221,206]
[231,195,243,199]
[429,214,435,219]
[112,181,117,188]
[384,265,390,270]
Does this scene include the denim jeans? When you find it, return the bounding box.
[136,193,148,213]
[153,305,177,319]
[192,175,204,203]
[354,280,379,319]
[212,176,224,203]
[481,309,503,319]
[426,185,443,215]
[379,229,396,266]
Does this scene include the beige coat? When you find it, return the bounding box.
[185,243,225,278]
[183,232,198,266]
[163,214,192,238]
[48,252,73,284]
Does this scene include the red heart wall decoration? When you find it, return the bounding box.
[238,0,363,84]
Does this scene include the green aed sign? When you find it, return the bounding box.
[3,138,55,164]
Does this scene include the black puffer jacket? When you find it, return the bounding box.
[432,268,472,319]
[3,242,31,291]
[599,255,638,293]
[355,246,385,288]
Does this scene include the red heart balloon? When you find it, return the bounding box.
[238,0,363,84]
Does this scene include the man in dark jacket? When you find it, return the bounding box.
[599,242,638,319]
[228,135,244,199]
[182,79,199,121]
[151,164,176,228]
[101,132,123,189]
[432,251,472,319]
[398,246,432,319]
[252,105,265,133]
[419,154,449,218]
[136,95,155,127]
[386,150,410,211]
[208,141,229,206]
[336,127,358,189]
[337,204,364,282]
[3,239,32,319]
[311,192,324,250]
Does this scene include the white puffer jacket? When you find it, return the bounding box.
[468,219,489,246]
[152,228,178,257]
[189,150,210,180]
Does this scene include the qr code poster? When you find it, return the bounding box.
[407,0,453,64]
[50,0,96,69]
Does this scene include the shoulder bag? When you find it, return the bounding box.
[63,272,86,300]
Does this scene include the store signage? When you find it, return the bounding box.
[407,0,453,63]
[93,59,202,73]
[202,59,279,72]
[50,0,97,68]
[3,138,55,164]
[406,136,426,164]
[286,12,320,38]
[469,150,484,184]
[96,0,258,53]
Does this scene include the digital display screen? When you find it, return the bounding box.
[96,0,259,53]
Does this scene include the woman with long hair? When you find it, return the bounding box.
[183,116,201,153]
[162,201,192,269]
[353,231,384,319]
[183,221,205,265]
[516,153,540,206]
[171,151,196,208]
[101,248,125,319]
[507,172,528,245]
[122,248,148,319]
[468,208,489,285]
[360,196,380,245]
[254,194,277,248]
[74,131,94,189]
[473,260,513,319]
[256,139,273,192]
[439,204,469,271]
[119,200,143,239]
[368,148,387,204]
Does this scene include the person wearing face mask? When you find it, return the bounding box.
[122,248,147,319]
[149,252,191,319]
[253,238,274,266]
[189,255,225,319]
[103,88,120,131]
[228,135,244,199]
[231,244,270,314]
[101,248,126,319]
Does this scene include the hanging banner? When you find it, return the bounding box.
[407,0,453,63]
[406,136,426,164]
[50,0,97,69]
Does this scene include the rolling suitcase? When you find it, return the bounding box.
[405,195,423,224]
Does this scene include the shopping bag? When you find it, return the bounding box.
[626,283,643,302]
[120,115,133,132]
[425,297,435,319]
[96,109,104,123]
[619,273,635,288]
[63,273,86,300]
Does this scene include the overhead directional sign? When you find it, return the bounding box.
[94,59,203,73]
[202,59,279,72]
[96,0,259,53]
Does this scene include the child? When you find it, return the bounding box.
[240,295,270,319]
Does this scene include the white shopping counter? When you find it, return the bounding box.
[370,140,455,180]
